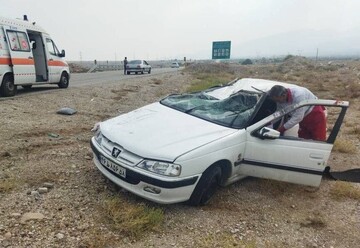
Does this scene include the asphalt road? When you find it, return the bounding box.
[70,67,178,87]
[1,67,180,100]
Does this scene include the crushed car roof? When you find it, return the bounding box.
[206,78,295,100]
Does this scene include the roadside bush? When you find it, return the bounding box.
[241,59,253,65]
[330,181,360,200]
[283,55,295,61]
[333,139,357,153]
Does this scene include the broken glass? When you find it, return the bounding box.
[161,90,260,128]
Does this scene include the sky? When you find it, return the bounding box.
[1,0,360,61]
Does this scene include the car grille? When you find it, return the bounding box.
[100,134,143,167]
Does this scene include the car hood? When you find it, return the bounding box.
[100,102,237,161]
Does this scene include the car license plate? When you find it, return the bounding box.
[99,155,126,178]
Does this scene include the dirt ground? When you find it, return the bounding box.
[0,59,359,248]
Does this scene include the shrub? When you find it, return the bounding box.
[333,139,357,153]
[103,197,164,238]
[241,59,253,65]
[330,181,360,200]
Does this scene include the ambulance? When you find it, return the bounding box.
[0,15,70,97]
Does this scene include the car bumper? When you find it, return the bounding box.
[90,138,199,204]
[126,68,146,72]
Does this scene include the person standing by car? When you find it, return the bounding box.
[123,57,128,75]
[268,85,326,141]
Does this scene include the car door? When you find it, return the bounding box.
[45,36,62,82]
[238,99,348,187]
[144,60,150,71]
[4,26,36,84]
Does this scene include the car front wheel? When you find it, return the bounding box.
[58,72,69,88]
[0,74,17,97]
[188,165,222,206]
[148,68,151,74]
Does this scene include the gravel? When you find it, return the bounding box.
[0,65,359,248]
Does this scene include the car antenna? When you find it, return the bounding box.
[226,78,239,85]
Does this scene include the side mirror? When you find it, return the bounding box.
[256,127,280,139]
[59,49,65,57]
[31,41,36,50]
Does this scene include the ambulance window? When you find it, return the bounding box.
[46,38,60,56]
[6,31,30,52]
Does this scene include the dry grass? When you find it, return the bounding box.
[150,78,163,85]
[346,83,360,99]
[187,72,235,92]
[102,197,164,239]
[300,215,327,229]
[0,178,18,193]
[185,63,236,92]
[81,228,113,248]
[195,232,256,248]
[330,181,360,201]
[347,125,360,135]
[333,139,357,153]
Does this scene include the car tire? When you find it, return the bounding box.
[148,69,151,74]
[127,71,130,75]
[58,72,69,88]
[0,74,17,97]
[141,69,144,74]
[188,165,222,206]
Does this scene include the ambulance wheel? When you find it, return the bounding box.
[188,165,222,206]
[58,72,69,88]
[0,74,17,97]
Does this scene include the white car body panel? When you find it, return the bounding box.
[126,60,151,73]
[91,78,349,204]
[101,102,237,162]
[92,139,200,204]
[171,62,179,68]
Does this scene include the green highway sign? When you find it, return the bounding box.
[212,41,231,59]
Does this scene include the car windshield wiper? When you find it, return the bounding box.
[251,86,266,93]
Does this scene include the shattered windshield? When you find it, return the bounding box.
[160,90,261,128]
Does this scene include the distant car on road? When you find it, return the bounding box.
[126,60,151,75]
[171,62,180,68]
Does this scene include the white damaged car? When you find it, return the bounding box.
[90,78,348,205]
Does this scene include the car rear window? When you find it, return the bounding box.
[128,60,141,64]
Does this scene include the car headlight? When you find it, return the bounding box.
[137,160,181,177]
[94,130,103,145]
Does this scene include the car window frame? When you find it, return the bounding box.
[249,101,348,144]
[6,30,31,52]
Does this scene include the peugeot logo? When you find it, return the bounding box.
[112,147,121,158]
